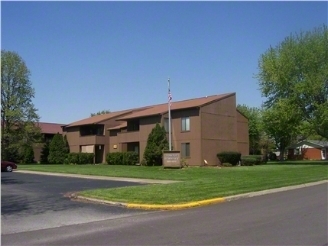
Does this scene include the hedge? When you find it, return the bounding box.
[217,151,241,166]
[241,155,267,166]
[66,153,94,164]
[106,152,139,165]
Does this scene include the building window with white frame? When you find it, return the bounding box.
[181,117,190,132]
[181,143,190,158]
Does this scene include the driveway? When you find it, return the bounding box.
[1,172,150,234]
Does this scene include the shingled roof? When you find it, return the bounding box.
[37,122,65,134]
[66,92,235,127]
[117,93,235,121]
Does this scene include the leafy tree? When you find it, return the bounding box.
[257,25,328,138]
[143,123,169,166]
[90,110,111,116]
[262,99,302,161]
[1,50,41,162]
[40,141,50,164]
[237,104,262,154]
[48,133,67,164]
[23,144,34,164]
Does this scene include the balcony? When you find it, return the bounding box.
[117,131,140,143]
[79,135,106,145]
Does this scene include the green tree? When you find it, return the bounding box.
[262,99,302,161]
[23,144,35,164]
[143,123,169,166]
[257,25,328,138]
[90,110,111,116]
[1,50,41,162]
[237,104,262,154]
[40,141,50,164]
[63,135,70,154]
[48,133,67,164]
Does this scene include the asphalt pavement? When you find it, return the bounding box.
[1,172,150,234]
[2,175,327,245]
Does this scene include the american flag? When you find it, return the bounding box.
[168,89,172,103]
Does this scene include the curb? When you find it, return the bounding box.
[73,180,327,210]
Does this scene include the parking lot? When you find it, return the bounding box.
[1,172,148,235]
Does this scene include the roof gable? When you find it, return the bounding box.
[288,140,328,149]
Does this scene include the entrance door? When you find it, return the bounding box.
[322,148,326,160]
[95,145,104,163]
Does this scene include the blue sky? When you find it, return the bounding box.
[2,1,327,124]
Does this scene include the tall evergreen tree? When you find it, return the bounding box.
[40,141,50,164]
[143,123,169,166]
[23,144,35,164]
[48,133,67,164]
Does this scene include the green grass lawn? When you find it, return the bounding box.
[19,161,328,205]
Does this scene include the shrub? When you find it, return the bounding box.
[23,145,35,164]
[106,152,122,165]
[143,123,169,166]
[217,151,241,166]
[241,155,267,166]
[48,133,68,164]
[67,153,79,164]
[106,152,138,165]
[122,152,139,165]
[78,153,94,164]
[40,141,50,164]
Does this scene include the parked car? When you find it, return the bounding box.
[1,161,17,172]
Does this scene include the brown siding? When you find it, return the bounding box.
[170,108,201,166]
[237,111,249,155]
[201,94,238,166]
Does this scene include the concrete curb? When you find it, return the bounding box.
[15,170,178,184]
[74,180,327,210]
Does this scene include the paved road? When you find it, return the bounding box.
[2,179,327,245]
[1,172,149,234]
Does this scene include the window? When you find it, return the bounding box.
[127,120,139,131]
[80,125,104,136]
[294,147,301,155]
[181,117,190,131]
[181,143,190,158]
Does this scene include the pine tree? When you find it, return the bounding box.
[23,144,35,164]
[40,141,50,164]
[48,133,67,164]
[143,123,169,166]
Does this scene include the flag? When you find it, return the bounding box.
[168,90,172,102]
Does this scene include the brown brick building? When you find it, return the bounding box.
[63,92,249,166]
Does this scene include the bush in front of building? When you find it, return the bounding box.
[48,134,68,164]
[23,144,35,164]
[40,141,50,164]
[66,153,94,164]
[143,123,169,166]
[217,151,241,166]
[106,152,138,165]
[241,155,267,166]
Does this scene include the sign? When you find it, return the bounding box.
[163,151,181,168]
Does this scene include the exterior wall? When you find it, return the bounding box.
[169,108,201,166]
[288,145,325,160]
[236,111,249,155]
[200,94,237,166]
[64,118,123,163]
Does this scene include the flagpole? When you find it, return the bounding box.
[168,78,172,151]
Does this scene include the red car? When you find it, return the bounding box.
[1,161,17,172]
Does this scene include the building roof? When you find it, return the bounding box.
[288,140,328,148]
[116,93,235,121]
[65,92,235,127]
[107,122,127,130]
[37,122,65,134]
[65,109,134,127]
